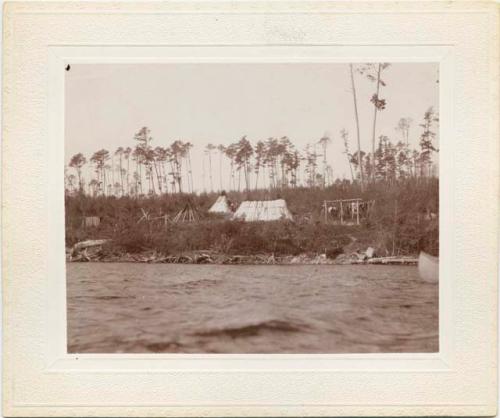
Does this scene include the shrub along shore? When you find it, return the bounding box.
[65,178,439,264]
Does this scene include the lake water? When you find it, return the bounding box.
[67,263,438,353]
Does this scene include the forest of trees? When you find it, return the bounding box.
[65,64,439,198]
[66,107,439,198]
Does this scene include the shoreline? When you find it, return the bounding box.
[67,249,418,266]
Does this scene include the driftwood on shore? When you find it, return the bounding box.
[124,252,282,265]
[352,256,418,266]
[72,239,110,252]
[67,244,418,266]
[67,236,419,265]
[69,239,110,262]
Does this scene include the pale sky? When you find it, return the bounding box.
[65,63,439,192]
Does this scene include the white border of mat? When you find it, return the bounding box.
[2,2,498,416]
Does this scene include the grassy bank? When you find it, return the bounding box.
[65,178,439,260]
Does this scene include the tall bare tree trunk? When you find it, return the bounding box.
[219,152,223,191]
[111,156,115,195]
[349,64,365,190]
[153,160,162,194]
[76,169,82,193]
[176,159,182,193]
[322,145,327,188]
[119,155,124,196]
[202,155,207,193]
[138,161,142,194]
[347,157,355,182]
[187,149,194,193]
[168,160,176,193]
[161,161,168,194]
[231,160,235,191]
[103,167,107,196]
[126,157,130,196]
[208,152,213,192]
[245,158,251,191]
[370,63,382,180]
[149,164,156,195]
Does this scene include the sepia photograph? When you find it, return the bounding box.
[65,62,439,354]
[4,1,499,415]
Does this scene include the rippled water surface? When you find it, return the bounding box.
[67,263,438,353]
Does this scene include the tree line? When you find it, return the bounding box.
[65,64,439,197]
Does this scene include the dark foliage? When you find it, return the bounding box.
[66,178,439,257]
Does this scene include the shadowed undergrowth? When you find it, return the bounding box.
[65,178,439,258]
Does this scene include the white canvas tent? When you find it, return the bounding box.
[232,199,293,222]
[208,195,231,215]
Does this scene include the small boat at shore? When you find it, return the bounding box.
[418,251,439,283]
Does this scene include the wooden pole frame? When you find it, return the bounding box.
[323,198,366,225]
